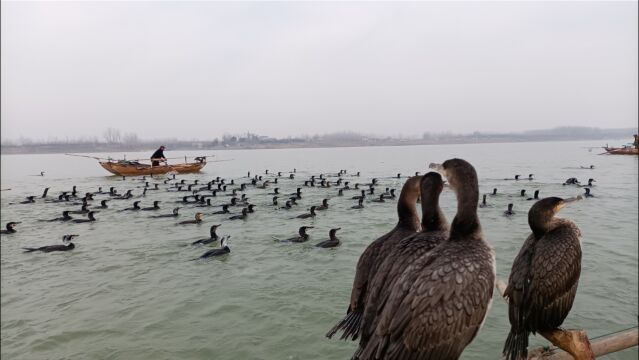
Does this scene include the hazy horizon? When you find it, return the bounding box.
[2,1,637,140]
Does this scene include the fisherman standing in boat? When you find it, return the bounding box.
[151,145,167,166]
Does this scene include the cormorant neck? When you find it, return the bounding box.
[396,177,422,231]
[450,180,481,239]
[421,192,447,232]
[528,213,559,239]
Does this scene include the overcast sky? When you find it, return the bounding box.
[1,1,637,141]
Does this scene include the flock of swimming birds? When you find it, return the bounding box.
[1,158,598,359]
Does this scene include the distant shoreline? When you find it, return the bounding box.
[0,135,632,156]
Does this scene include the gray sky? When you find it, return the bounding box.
[1,1,637,141]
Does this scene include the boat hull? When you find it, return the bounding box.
[99,161,206,176]
[604,147,639,155]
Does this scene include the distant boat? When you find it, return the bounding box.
[601,135,639,155]
[99,157,207,176]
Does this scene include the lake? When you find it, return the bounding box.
[1,140,637,359]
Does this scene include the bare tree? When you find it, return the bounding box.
[103,128,121,144]
[123,132,139,144]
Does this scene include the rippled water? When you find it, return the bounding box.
[1,141,637,359]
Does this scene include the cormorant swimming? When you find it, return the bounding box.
[583,187,594,198]
[505,203,515,216]
[1,222,21,234]
[503,196,582,360]
[72,211,97,223]
[479,194,489,208]
[563,177,580,186]
[196,236,230,259]
[23,235,78,253]
[527,190,540,201]
[211,205,230,214]
[316,199,329,211]
[152,207,181,218]
[179,212,204,224]
[141,201,161,211]
[229,208,248,220]
[315,228,341,248]
[294,206,317,219]
[40,211,73,222]
[350,198,364,209]
[191,224,221,245]
[282,226,314,243]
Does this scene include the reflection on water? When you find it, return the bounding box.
[1,141,637,359]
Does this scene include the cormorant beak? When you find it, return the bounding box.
[556,196,581,212]
[428,163,445,176]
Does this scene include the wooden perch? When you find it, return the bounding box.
[529,328,638,359]
[495,279,599,359]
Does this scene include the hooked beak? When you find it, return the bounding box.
[428,163,444,173]
[556,196,582,212]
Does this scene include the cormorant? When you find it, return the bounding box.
[325,176,422,342]
[23,235,78,253]
[359,158,495,359]
[1,222,21,234]
[503,196,582,360]
[315,228,341,248]
[191,224,221,245]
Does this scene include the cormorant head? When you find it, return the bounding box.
[520,189,526,196]
[507,203,514,211]
[528,196,579,238]
[300,226,313,235]
[329,228,341,238]
[420,172,444,202]
[6,222,20,230]
[429,159,478,199]
[515,175,520,180]
[173,207,180,215]
[62,234,79,242]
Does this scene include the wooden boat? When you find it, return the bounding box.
[99,159,207,176]
[601,135,639,155]
[603,146,639,155]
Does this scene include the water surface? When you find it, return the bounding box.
[1,141,637,359]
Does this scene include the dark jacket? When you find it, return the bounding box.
[151,148,165,159]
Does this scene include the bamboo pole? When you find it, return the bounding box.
[529,329,638,359]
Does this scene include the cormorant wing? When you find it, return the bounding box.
[525,223,582,329]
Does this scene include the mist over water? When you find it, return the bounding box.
[1,140,637,359]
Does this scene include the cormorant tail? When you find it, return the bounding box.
[503,329,529,360]
[22,248,38,252]
[326,309,362,341]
